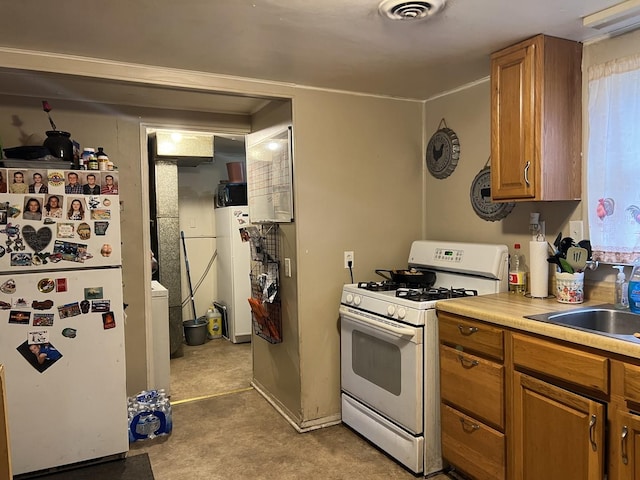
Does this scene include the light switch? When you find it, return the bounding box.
[284,258,292,277]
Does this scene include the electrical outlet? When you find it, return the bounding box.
[569,220,584,241]
[344,251,354,269]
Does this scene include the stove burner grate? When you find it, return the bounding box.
[396,287,478,301]
[357,281,400,292]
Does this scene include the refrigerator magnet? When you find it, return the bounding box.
[33,313,54,326]
[32,299,54,310]
[12,297,29,309]
[77,223,91,240]
[0,300,11,309]
[47,171,65,187]
[28,330,49,345]
[57,302,81,319]
[102,198,112,207]
[80,299,90,314]
[100,244,113,257]
[22,225,53,253]
[57,223,75,238]
[0,245,5,257]
[91,300,110,312]
[17,340,63,373]
[102,311,116,330]
[84,287,103,300]
[1,278,16,293]
[8,310,30,324]
[91,209,111,221]
[55,278,67,293]
[94,221,109,235]
[37,278,55,293]
[10,252,31,266]
[61,327,77,338]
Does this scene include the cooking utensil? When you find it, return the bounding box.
[566,246,589,272]
[559,237,575,256]
[375,269,436,286]
[553,232,563,251]
[578,240,592,260]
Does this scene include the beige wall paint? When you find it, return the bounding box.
[293,90,423,422]
[424,81,582,274]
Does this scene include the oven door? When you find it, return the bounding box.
[340,305,423,434]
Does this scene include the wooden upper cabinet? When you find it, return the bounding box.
[490,34,582,201]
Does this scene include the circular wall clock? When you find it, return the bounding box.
[426,127,460,179]
[470,166,515,221]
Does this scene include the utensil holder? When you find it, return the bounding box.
[555,271,584,304]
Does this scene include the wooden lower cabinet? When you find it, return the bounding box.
[441,403,505,480]
[512,372,605,480]
[611,409,640,480]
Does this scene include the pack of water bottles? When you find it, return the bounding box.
[127,389,173,442]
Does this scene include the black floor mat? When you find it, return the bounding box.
[26,453,154,480]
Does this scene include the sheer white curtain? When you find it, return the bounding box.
[587,53,640,264]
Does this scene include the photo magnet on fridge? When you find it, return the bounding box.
[102,311,116,330]
[33,313,54,326]
[17,340,62,373]
[8,310,30,324]
[57,302,81,319]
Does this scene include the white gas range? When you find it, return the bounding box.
[340,240,508,476]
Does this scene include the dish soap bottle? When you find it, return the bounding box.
[613,266,628,309]
[509,243,527,295]
[628,259,640,313]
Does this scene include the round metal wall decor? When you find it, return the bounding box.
[426,119,460,179]
[470,165,515,222]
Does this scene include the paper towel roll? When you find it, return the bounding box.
[529,241,549,298]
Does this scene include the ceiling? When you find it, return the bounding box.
[0,0,630,113]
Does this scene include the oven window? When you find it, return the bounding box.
[352,330,401,396]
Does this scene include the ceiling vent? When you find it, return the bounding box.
[583,0,640,37]
[379,0,446,20]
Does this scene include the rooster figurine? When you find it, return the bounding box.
[596,198,615,220]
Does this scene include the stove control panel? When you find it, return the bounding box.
[434,248,463,262]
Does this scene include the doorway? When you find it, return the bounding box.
[146,126,252,400]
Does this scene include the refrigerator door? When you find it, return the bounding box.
[215,206,252,343]
[0,169,122,272]
[0,268,128,475]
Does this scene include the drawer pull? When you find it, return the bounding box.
[622,425,629,465]
[459,417,480,432]
[524,161,531,186]
[589,414,598,451]
[457,324,479,336]
[458,355,479,368]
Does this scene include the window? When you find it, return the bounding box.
[587,53,640,264]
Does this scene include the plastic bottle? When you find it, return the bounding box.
[206,307,222,339]
[628,259,640,314]
[82,147,98,170]
[509,243,527,295]
[613,266,629,309]
[97,147,109,171]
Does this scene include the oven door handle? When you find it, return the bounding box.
[341,309,416,338]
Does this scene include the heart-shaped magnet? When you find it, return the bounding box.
[22,226,52,253]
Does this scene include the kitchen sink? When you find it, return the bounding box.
[525,305,640,341]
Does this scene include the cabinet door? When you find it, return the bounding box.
[490,40,536,200]
[513,372,605,480]
[612,410,640,480]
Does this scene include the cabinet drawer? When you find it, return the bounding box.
[623,363,640,403]
[441,403,505,480]
[440,344,504,430]
[512,333,609,394]
[438,312,504,361]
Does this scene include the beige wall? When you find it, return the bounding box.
[424,80,582,274]
[293,90,423,423]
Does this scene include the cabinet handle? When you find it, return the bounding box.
[524,161,531,186]
[459,417,480,432]
[589,414,598,451]
[458,355,479,368]
[622,425,629,465]
[457,325,478,336]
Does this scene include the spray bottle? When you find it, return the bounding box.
[628,259,640,314]
[612,266,628,309]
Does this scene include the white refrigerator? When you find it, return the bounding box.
[0,167,127,475]
[214,206,252,343]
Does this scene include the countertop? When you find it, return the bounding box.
[436,292,640,359]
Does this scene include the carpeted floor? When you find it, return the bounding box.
[28,453,154,480]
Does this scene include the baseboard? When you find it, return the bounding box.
[251,380,341,433]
